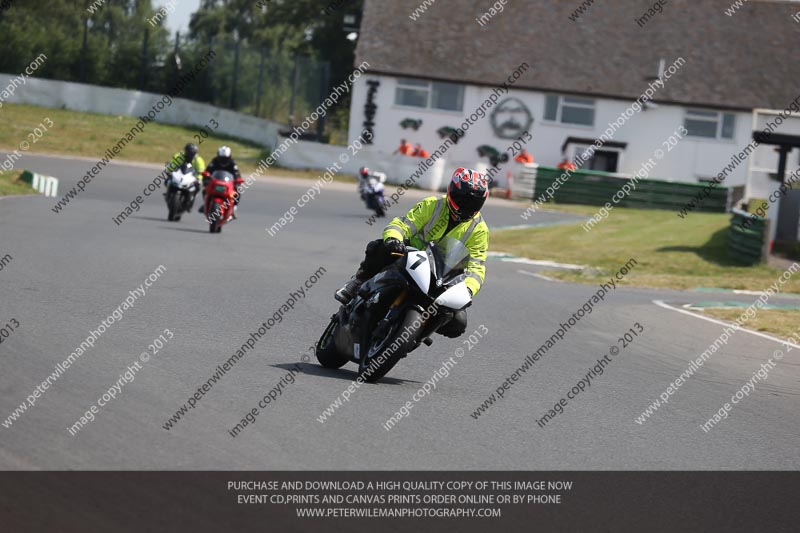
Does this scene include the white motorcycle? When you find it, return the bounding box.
[315,236,472,382]
[360,172,388,217]
[165,162,200,222]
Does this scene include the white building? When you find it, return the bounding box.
[348,71,759,187]
[348,0,800,194]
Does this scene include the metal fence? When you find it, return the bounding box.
[154,36,330,136]
[0,24,331,140]
[532,166,731,212]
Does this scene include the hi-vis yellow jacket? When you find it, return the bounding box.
[168,152,206,173]
[383,195,488,296]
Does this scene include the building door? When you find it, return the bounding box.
[776,190,800,243]
[588,150,619,172]
[566,138,626,173]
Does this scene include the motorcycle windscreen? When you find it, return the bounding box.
[430,236,470,280]
[211,170,234,182]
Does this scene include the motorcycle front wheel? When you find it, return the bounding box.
[173,192,185,221]
[167,190,178,221]
[315,315,349,369]
[209,202,221,233]
[358,308,422,383]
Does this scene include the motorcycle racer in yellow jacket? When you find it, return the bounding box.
[335,167,489,337]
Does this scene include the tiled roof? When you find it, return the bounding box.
[356,0,800,110]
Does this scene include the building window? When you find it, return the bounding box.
[431,81,464,111]
[395,79,428,108]
[394,78,464,112]
[544,95,595,126]
[684,110,736,139]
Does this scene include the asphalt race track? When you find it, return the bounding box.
[2,152,799,470]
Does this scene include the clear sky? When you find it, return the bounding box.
[152,0,201,37]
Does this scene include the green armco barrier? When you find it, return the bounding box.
[18,170,59,198]
[728,209,769,265]
[532,166,730,212]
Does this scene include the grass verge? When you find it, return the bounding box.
[0,104,355,182]
[700,308,800,340]
[494,204,800,293]
[0,170,34,196]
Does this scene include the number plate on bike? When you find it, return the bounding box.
[214,185,227,193]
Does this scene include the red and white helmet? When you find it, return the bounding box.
[446,167,488,222]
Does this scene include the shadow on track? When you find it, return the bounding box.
[275,362,419,386]
[129,215,170,222]
[157,226,212,234]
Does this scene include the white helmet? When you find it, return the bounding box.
[217,145,232,158]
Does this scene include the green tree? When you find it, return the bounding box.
[0,0,363,139]
[187,0,362,133]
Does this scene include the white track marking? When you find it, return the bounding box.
[517,269,560,282]
[653,299,800,350]
[488,251,585,270]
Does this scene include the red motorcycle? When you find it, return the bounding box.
[203,170,238,233]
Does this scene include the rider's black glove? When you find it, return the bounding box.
[385,238,406,256]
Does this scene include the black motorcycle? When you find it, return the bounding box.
[315,236,472,382]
